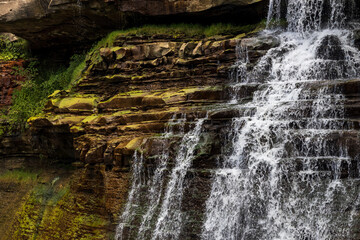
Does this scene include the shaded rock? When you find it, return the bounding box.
[27,117,53,128]
[141,96,166,107]
[85,143,107,164]
[0,0,269,48]
[316,35,345,60]
[354,29,360,51]
[179,42,197,58]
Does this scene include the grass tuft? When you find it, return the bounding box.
[0,169,38,183]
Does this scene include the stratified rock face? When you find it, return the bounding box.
[1,27,360,238]
[17,31,279,239]
[0,0,268,48]
[32,33,247,165]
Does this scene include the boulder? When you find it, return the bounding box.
[316,35,345,60]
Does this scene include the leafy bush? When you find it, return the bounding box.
[0,37,29,61]
[5,54,86,130]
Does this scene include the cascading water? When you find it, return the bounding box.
[151,118,205,240]
[115,151,146,240]
[115,115,206,240]
[202,1,360,240]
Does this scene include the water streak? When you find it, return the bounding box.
[136,115,185,239]
[115,152,146,240]
[115,115,206,240]
[152,118,205,240]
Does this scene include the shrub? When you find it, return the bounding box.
[5,54,86,130]
[0,37,29,61]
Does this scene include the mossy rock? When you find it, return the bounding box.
[58,97,98,111]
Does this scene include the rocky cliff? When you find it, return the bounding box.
[0,24,273,239]
[0,0,268,48]
[1,23,359,238]
[0,60,25,107]
[1,1,360,239]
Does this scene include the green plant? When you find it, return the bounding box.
[0,37,29,61]
[5,54,86,130]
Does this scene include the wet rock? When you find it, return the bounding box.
[241,35,280,51]
[316,35,345,60]
[354,29,360,50]
[241,35,280,64]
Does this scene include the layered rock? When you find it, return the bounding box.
[1,27,360,238]
[31,32,265,166]
[15,31,279,239]
[0,31,258,239]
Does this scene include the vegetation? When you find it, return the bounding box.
[0,36,29,61]
[1,22,265,132]
[0,169,38,183]
[87,22,266,63]
[2,54,86,131]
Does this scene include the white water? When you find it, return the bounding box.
[115,151,146,240]
[151,117,205,240]
[115,115,206,240]
[202,0,360,239]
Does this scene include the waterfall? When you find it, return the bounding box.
[151,118,205,240]
[115,151,146,240]
[202,0,360,239]
[115,115,206,239]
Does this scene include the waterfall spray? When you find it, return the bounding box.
[202,1,360,239]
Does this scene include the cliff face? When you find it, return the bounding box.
[0,0,268,48]
[0,29,259,238]
[1,1,360,239]
[1,26,360,238]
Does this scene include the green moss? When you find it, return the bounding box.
[10,177,108,240]
[0,169,39,183]
[12,192,42,238]
[38,189,107,240]
[87,22,265,64]
[57,97,98,109]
